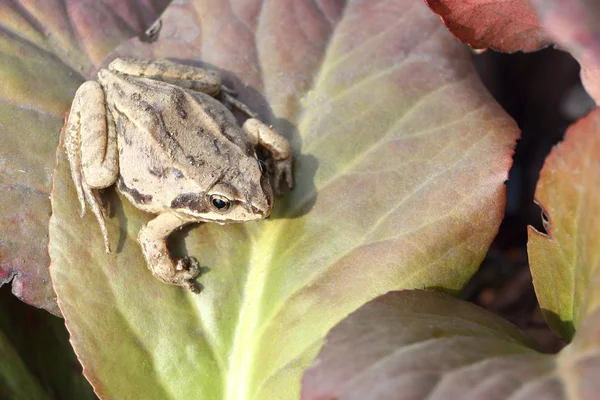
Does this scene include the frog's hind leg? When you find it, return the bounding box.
[64,81,118,253]
[109,58,261,118]
[108,58,223,96]
[219,92,259,119]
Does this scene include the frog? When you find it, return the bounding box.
[64,58,293,293]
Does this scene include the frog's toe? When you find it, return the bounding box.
[184,281,200,294]
[175,256,201,278]
[273,158,294,196]
[174,256,201,292]
[220,85,237,96]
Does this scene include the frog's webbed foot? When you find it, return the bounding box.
[242,118,294,196]
[138,213,201,292]
[271,158,294,196]
[175,256,201,293]
[64,81,119,253]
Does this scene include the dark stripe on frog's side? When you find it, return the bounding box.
[171,193,207,213]
[172,168,184,179]
[211,138,222,155]
[138,101,188,157]
[148,167,185,179]
[118,177,153,204]
[148,167,166,178]
[172,89,187,119]
[111,81,126,98]
[111,106,132,145]
[185,155,206,168]
[168,85,252,159]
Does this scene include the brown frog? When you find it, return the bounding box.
[64,58,293,292]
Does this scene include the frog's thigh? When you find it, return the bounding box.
[242,118,293,160]
[109,58,222,95]
[78,82,119,189]
[65,81,117,253]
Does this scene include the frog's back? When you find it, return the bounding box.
[98,69,256,212]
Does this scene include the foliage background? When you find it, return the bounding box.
[0,0,597,399]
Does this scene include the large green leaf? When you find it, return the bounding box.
[0,0,170,314]
[528,108,600,341]
[303,290,600,400]
[49,0,519,398]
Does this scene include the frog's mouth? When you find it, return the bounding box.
[246,203,271,219]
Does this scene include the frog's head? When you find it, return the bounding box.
[170,157,273,223]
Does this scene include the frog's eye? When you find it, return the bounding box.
[257,160,267,175]
[210,194,231,212]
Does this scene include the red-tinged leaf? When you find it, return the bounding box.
[303,290,600,400]
[425,0,551,52]
[0,0,169,315]
[528,108,600,341]
[580,66,600,105]
[301,290,557,400]
[49,0,519,398]
[529,0,600,104]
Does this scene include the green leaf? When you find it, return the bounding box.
[0,0,170,314]
[49,0,519,398]
[528,108,600,341]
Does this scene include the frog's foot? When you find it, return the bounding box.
[138,213,200,292]
[143,253,200,293]
[82,185,111,253]
[175,256,201,293]
[242,118,294,195]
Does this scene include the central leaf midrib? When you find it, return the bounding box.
[225,224,278,400]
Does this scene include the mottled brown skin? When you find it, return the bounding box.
[64,58,293,292]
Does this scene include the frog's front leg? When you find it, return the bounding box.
[64,81,119,253]
[242,119,294,195]
[138,213,200,293]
